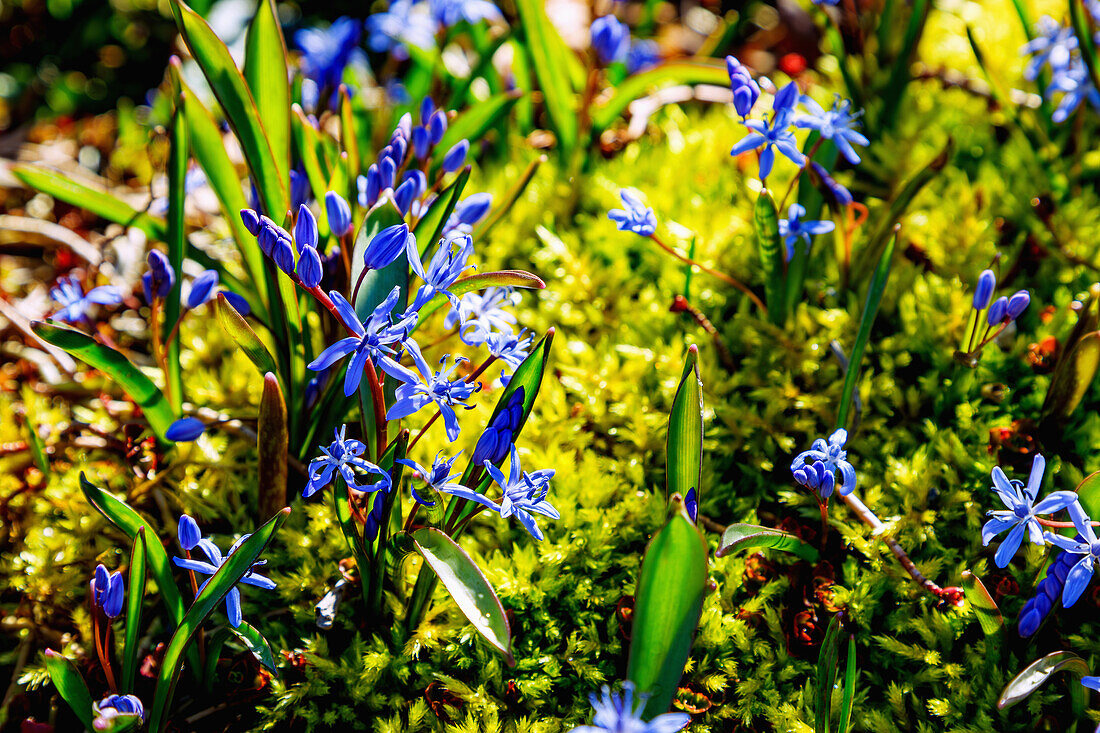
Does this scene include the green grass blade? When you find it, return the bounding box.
[666,345,702,512]
[33,323,176,440]
[244,0,291,182]
[626,495,708,719]
[165,103,187,413]
[333,476,372,608]
[839,635,857,732]
[716,523,820,562]
[147,507,290,732]
[513,0,577,154]
[121,527,148,693]
[815,613,844,733]
[216,293,278,376]
[592,61,728,133]
[259,373,288,522]
[754,189,786,326]
[835,230,895,431]
[10,164,167,241]
[878,0,929,132]
[44,649,95,730]
[411,527,514,665]
[961,570,1004,635]
[414,166,471,256]
[168,0,288,216]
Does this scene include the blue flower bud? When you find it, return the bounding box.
[294,204,318,250]
[590,15,628,64]
[973,269,996,310]
[412,125,431,159]
[257,223,277,256]
[420,96,435,125]
[773,81,799,113]
[684,487,698,523]
[240,208,261,236]
[220,290,251,316]
[166,417,205,442]
[726,55,760,117]
[380,157,397,190]
[363,223,414,271]
[988,296,1008,325]
[394,112,412,141]
[390,135,408,164]
[403,169,427,199]
[272,236,296,275]
[442,139,468,173]
[363,166,382,207]
[455,193,492,226]
[393,177,418,215]
[103,572,124,618]
[810,162,853,206]
[145,250,175,301]
[428,110,447,144]
[177,514,201,551]
[325,192,352,237]
[297,244,323,288]
[1007,290,1030,320]
[186,270,220,309]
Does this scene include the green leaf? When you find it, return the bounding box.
[10,164,166,241]
[1070,0,1100,94]
[410,527,514,665]
[216,293,278,376]
[165,103,188,413]
[17,390,49,475]
[33,323,176,440]
[435,92,521,166]
[244,0,290,184]
[998,652,1090,709]
[414,166,471,256]
[666,345,702,511]
[815,613,844,733]
[229,620,279,675]
[1042,331,1100,423]
[754,189,786,326]
[716,523,820,563]
[839,635,857,733]
[148,507,290,732]
[626,495,708,719]
[961,570,1003,636]
[836,229,895,431]
[878,0,929,132]
[168,0,288,217]
[122,527,148,693]
[412,270,547,333]
[513,0,577,153]
[592,60,729,132]
[44,649,95,730]
[258,373,288,522]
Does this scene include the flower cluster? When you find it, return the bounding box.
[790,429,856,500]
[589,15,661,73]
[958,268,1030,362]
[1021,12,1100,122]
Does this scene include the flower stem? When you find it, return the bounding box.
[648,233,768,314]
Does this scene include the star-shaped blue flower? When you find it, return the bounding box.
[397,451,466,506]
[172,525,276,628]
[730,82,805,179]
[387,340,478,441]
[304,425,392,497]
[790,428,856,498]
[794,95,869,165]
[983,453,1077,568]
[1021,16,1079,81]
[570,681,690,733]
[445,287,519,346]
[477,444,557,541]
[607,189,657,236]
[1043,501,1100,607]
[49,275,123,324]
[779,203,835,260]
[409,233,475,311]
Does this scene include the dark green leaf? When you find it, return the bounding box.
[44,649,95,730]
[839,635,857,733]
[229,620,279,675]
[998,652,1090,709]
[216,294,278,376]
[754,189,785,326]
[165,103,188,413]
[666,345,702,511]
[413,166,471,256]
[258,373,288,521]
[122,527,148,693]
[626,495,708,719]
[1042,331,1100,422]
[411,527,514,665]
[716,523,820,562]
[815,613,844,733]
[33,323,176,440]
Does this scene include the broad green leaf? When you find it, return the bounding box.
[165,103,188,413]
[258,373,288,521]
[148,507,290,732]
[229,620,279,675]
[961,570,1003,636]
[836,230,894,431]
[815,613,844,733]
[716,523,820,563]
[414,166,471,256]
[44,649,95,730]
[1042,331,1100,422]
[216,294,278,376]
[513,0,577,153]
[435,92,521,166]
[839,635,857,733]
[754,189,785,326]
[169,0,288,216]
[34,323,176,440]
[122,527,148,693]
[244,0,291,183]
[997,651,1090,709]
[412,269,546,332]
[411,527,514,665]
[626,495,708,719]
[592,61,728,132]
[10,164,166,241]
[666,345,702,512]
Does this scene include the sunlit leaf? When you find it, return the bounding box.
[121,527,148,693]
[258,373,288,521]
[216,294,277,376]
[716,523,820,562]
[244,0,291,183]
[229,620,279,675]
[961,570,1003,636]
[754,189,785,326]
[666,345,702,516]
[513,0,577,153]
[998,652,1090,709]
[44,649,95,730]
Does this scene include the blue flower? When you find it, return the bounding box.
[304,425,392,497]
[790,429,856,498]
[326,191,353,237]
[1043,501,1100,607]
[570,681,690,733]
[810,161,853,205]
[142,250,175,302]
[973,269,996,310]
[307,287,419,395]
[294,205,319,250]
[982,454,1077,568]
[779,203,835,260]
[295,17,365,95]
[1048,60,1100,123]
[363,223,418,271]
[472,387,525,466]
[178,514,201,551]
[726,55,761,117]
[49,275,123,323]
[608,188,657,236]
[366,0,436,58]
[626,39,660,74]
[90,564,124,618]
[428,109,447,144]
[1083,676,1100,692]
[472,444,557,541]
[444,192,492,235]
[792,460,836,499]
[297,245,323,288]
[446,287,520,346]
[166,417,205,442]
[1018,543,1077,636]
[590,15,629,65]
[442,139,469,172]
[1021,16,1079,81]
[794,95,869,165]
[485,328,533,370]
[397,451,466,506]
[172,524,277,628]
[730,83,805,179]
[387,341,478,441]
[93,694,146,729]
[429,0,503,26]
[410,233,475,310]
